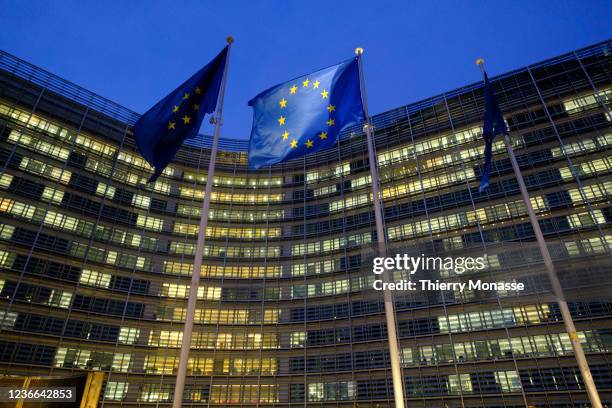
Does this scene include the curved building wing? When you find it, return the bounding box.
[0,41,611,407]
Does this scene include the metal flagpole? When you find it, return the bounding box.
[476,59,603,408]
[356,47,406,408]
[172,36,234,408]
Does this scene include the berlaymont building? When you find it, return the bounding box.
[0,39,610,408]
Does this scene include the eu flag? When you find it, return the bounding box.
[248,58,364,169]
[133,46,228,182]
[479,72,508,192]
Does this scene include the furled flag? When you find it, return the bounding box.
[479,72,508,192]
[248,58,364,169]
[133,46,228,182]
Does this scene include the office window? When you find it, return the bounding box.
[96,182,115,199]
[118,327,140,344]
[131,194,151,209]
[104,381,128,401]
[0,173,13,189]
[136,214,163,231]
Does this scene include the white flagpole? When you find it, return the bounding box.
[476,59,602,408]
[356,47,406,408]
[172,37,233,408]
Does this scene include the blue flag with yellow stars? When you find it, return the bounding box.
[133,46,228,182]
[248,58,364,169]
[479,72,508,192]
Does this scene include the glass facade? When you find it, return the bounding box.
[0,40,610,407]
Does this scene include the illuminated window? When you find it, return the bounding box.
[151,180,171,194]
[448,374,472,394]
[159,283,221,300]
[54,348,90,369]
[291,260,335,276]
[117,151,152,170]
[568,182,612,204]
[183,172,282,187]
[551,138,597,157]
[96,182,115,198]
[0,173,13,189]
[118,327,140,344]
[176,206,285,222]
[19,157,71,184]
[563,88,611,115]
[136,214,163,231]
[179,187,282,203]
[0,250,14,268]
[0,198,36,220]
[79,269,112,288]
[41,187,64,204]
[559,157,612,180]
[329,193,370,212]
[290,332,306,348]
[173,223,279,239]
[104,382,128,401]
[292,232,371,256]
[307,162,350,182]
[47,290,72,308]
[8,130,70,161]
[308,381,355,401]
[0,224,15,239]
[139,384,171,402]
[568,210,606,228]
[210,385,278,404]
[132,194,151,209]
[162,261,282,279]
[112,353,131,372]
[85,156,112,177]
[169,241,280,258]
[75,134,116,157]
[106,251,118,265]
[0,198,14,214]
[495,371,522,392]
[0,310,17,329]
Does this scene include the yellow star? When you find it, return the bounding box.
[327,104,336,112]
[195,87,202,95]
[172,105,179,113]
[302,79,310,87]
[290,139,298,148]
[279,98,287,108]
[313,80,320,89]
[319,131,327,140]
[183,93,190,100]
[321,89,329,99]
[327,118,335,126]
[290,85,298,94]
[182,115,191,125]
[282,131,290,140]
[193,104,200,111]
[278,116,286,126]
[167,121,176,130]
[305,139,314,148]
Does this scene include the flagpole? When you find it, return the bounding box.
[172,37,233,408]
[476,59,602,408]
[356,48,406,408]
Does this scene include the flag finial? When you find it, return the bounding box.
[226,36,234,44]
[355,47,364,55]
[475,58,485,74]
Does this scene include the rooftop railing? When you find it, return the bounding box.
[1,39,610,153]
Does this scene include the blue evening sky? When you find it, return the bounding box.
[0,1,610,140]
